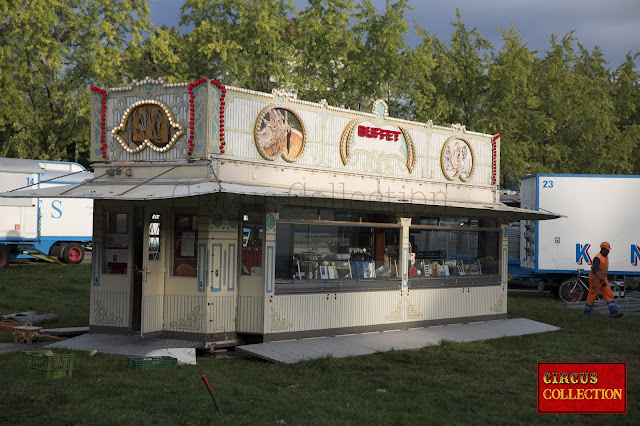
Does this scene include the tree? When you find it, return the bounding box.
[611,54,640,174]
[291,0,361,107]
[350,0,412,115]
[0,0,151,164]
[121,26,192,83]
[406,26,445,124]
[180,0,296,92]
[431,9,491,128]
[535,33,633,175]
[480,25,553,188]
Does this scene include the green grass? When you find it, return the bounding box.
[0,262,90,337]
[1,263,639,424]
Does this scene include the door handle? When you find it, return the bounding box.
[141,267,152,284]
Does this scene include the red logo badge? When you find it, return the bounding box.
[537,362,627,414]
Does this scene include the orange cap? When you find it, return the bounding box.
[600,242,611,250]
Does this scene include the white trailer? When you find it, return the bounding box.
[0,157,93,268]
[509,174,640,296]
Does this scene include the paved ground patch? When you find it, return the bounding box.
[237,318,559,363]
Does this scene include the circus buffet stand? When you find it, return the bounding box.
[1,77,557,347]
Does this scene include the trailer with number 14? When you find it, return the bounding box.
[0,157,93,268]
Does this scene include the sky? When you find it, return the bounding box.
[148,0,640,69]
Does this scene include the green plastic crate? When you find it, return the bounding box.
[127,356,177,371]
[23,350,74,379]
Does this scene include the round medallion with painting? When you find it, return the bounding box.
[441,136,474,181]
[254,106,306,162]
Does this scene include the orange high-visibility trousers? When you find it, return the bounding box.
[586,275,615,305]
[584,274,619,315]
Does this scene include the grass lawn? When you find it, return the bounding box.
[0,262,638,425]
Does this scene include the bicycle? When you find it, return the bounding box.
[558,269,623,303]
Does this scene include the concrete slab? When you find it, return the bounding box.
[44,333,202,357]
[237,318,559,363]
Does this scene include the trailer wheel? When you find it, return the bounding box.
[61,243,84,264]
[0,245,9,268]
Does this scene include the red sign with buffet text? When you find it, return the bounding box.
[537,362,627,414]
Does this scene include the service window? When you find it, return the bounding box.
[275,223,400,281]
[173,213,198,277]
[408,217,501,286]
[105,212,128,274]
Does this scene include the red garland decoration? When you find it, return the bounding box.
[187,78,208,157]
[210,79,226,154]
[91,86,108,160]
[491,134,501,185]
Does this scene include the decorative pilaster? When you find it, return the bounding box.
[264,212,278,294]
[399,217,412,289]
[501,224,509,287]
[263,211,279,334]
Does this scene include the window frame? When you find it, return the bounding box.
[172,212,199,277]
[103,211,129,275]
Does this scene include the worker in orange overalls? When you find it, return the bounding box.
[584,242,623,317]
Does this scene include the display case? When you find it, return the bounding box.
[292,255,399,281]
[415,257,483,277]
[279,222,401,281]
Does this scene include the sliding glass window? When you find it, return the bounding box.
[275,223,400,282]
[408,217,500,287]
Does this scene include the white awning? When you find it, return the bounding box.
[1,177,559,221]
[0,178,221,200]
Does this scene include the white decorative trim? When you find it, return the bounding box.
[272,88,298,101]
[109,76,191,92]
[372,99,389,118]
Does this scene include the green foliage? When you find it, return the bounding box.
[290,0,362,107]
[352,0,412,115]
[1,1,639,186]
[0,0,151,165]
[180,0,296,92]
[480,26,553,187]
[121,26,192,82]
[430,9,492,128]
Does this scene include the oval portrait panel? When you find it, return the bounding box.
[254,106,306,162]
[440,136,474,181]
[112,100,185,154]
